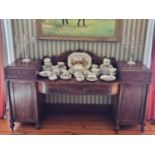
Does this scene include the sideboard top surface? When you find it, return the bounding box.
[7,59,41,69]
[117,61,149,71]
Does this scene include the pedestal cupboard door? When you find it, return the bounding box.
[119,84,147,124]
[9,80,38,122]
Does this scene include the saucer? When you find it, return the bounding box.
[86,77,97,82]
[49,75,57,81]
[60,74,72,80]
[38,71,51,77]
[100,75,116,81]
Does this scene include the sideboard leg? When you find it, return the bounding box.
[9,118,15,131]
[35,122,41,129]
[140,123,145,132]
[114,122,120,131]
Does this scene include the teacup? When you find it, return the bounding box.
[52,65,59,70]
[60,72,72,80]
[48,72,57,81]
[83,70,91,78]
[53,68,60,76]
[76,74,85,82]
[60,68,68,74]
[91,68,100,76]
[74,72,83,78]
[87,72,97,81]
[91,64,98,68]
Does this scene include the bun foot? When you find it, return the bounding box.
[35,123,41,129]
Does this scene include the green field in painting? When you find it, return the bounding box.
[41,19,115,37]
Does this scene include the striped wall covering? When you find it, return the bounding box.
[11,19,148,105]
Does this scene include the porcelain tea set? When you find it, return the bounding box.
[39,58,71,81]
[38,55,117,82]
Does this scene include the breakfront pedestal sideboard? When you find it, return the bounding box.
[5,51,151,131]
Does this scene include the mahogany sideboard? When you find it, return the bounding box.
[5,56,151,131]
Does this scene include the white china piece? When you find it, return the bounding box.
[86,77,98,82]
[57,62,65,68]
[86,73,97,82]
[48,72,58,81]
[74,71,83,77]
[109,68,117,76]
[100,75,116,81]
[52,68,60,76]
[60,73,72,80]
[91,68,100,76]
[42,65,52,71]
[44,62,53,67]
[91,64,98,68]
[83,70,91,78]
[60,68,68,74]
[99,65,111,75]
[68,52,92,72]
[75,74,85,82]
[51,65,59,70]
[68,68,74,74]
[103,58,111,66]
[43,58,51,63]
[38,71,51,77]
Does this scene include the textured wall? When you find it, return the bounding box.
[11,19,148,105]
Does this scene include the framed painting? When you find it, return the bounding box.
[36,19,122,42]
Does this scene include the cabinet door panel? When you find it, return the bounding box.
[10,80,37,122]
[119,84,146,124]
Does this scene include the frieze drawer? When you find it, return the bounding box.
[38,82,69,94]
[85,84,118,95]
[5,68,37,79]
[119,71,151,82]
[68,84,86,95]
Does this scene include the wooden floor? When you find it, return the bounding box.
[1,113,155,135]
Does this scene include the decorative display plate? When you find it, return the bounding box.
[68,52,92,72]
[100,75,116,81]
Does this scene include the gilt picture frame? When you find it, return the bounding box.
[36,19,122,42]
